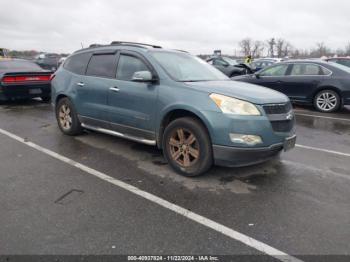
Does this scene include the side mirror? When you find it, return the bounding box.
[254,73,260,79]
[132,71,154,82]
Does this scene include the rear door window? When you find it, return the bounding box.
[290,64,329,76]
[116,54,149,81]
[64,52,91,75]
[86,54,117,78]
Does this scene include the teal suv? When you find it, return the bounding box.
[51,41,296,176]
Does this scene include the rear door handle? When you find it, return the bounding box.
[109,87,120,92]
[77,82,85,87]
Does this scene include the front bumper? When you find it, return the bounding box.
[213,143,283,167]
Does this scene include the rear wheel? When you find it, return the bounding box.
[56,98,82,135]
[162,117,213,176]
[313,90,341,113]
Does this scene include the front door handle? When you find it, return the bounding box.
[109,87,120,92]
[77,82,85,87]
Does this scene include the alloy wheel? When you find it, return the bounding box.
[316,92,338,111]
[58,104,72,130]
[169,128,199,167]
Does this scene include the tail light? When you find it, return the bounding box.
[2,75,51,83]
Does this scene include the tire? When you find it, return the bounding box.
[162,117,213,177]
[313,90,341,113]
[41,96,51,103]
[55,97,83,136]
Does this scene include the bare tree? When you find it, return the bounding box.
[239,38,252,57]
[345,42,350,56]
[275,38,292,57]
[267,38,276,57]
[314,42,329,57]
[276,39,285,57]
[251,41,264,58]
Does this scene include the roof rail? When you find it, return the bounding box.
[89,44,104,48]
[173,49,189,53]
[110,41,162,49]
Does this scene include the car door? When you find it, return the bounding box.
[62,51,92,117]
[254,63,291,92]
[281,63,328,102]
[79,51,118,127]
[107,51,158,141]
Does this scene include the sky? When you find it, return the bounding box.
[0,0,349,55]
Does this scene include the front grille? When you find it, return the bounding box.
[270,120,294,132]
[263,102,294,133]
[263,102,292,115]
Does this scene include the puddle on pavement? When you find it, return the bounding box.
[76,132,281,195]
[296,115,350,135]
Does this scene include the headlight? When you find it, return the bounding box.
[209,93,261,116]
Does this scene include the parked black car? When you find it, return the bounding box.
[207,56,253,77]
[232,60,350,112]
[326,57,350,68]
[0,59,52,102]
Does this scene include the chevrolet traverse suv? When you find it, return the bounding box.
[51,41,296,176]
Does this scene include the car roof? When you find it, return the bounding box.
[73,41,186,56]
[281,59,330,65]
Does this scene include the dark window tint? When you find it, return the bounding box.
[0,60,42,70]
[213,59,228,66]
[337,60,350,67]
[86,54,117,78]
[259,64,289,76]
[64,52,91,75]
[116,55,149,81]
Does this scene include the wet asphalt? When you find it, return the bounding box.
[0,99,349,261]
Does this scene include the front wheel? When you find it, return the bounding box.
[313,90,341,113]
[56,98,83,136]
[162,117,213,177]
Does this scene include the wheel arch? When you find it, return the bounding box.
[55,93,71,107]
[157,107,213,149]
[312,86,343,104]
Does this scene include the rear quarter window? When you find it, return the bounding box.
[63,52,91,75]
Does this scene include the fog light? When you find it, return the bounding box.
[229,133,263,146]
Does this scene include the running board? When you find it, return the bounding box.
[81,123,156,146]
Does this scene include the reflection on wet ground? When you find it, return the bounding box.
[296,115,350,135]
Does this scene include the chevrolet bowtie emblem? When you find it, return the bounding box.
[286,112,294,120]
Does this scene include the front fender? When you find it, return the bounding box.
[156,103,216,147]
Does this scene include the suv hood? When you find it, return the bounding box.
[184,80,289,105]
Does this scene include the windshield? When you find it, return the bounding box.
[222,57,238,65]
[152,51,229,82]
[0,60,42,70]
[328,62,350,74]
